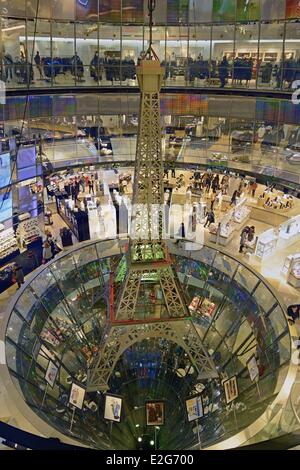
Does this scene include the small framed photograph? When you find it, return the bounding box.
[68,382,86,410]
[104,394,123,423]
[223,376,239,404]
[185,394,204,422]
[247,355,259,382]
[45,360,59,388]
[146,401,165,426]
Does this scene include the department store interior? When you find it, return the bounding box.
[0,0,300,454]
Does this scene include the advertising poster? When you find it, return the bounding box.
[104,394,123,422]
[212,0,236,22]
[45,360,59,388]
[185,395,204,422]
[17,146,36,169]
[223,376,239,404]
[286,0,300,18]
[0,189,12,223]
[236,0,260,21]
[146,401,165,426]
[69,382,86,410]
[247,355,259,382]
[0,153,11,189]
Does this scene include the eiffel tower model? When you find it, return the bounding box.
[87,1,217,392]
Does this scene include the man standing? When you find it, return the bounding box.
[34,51,44,79]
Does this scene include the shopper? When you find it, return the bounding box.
[88,176,95,194]
[42,241,53,264]
[239,226,250,253]
[38,133,46,157]
[250,181,258,198]
[219,56,229,88]
[230,190,239,206]
[287,305,300,324]
[70,182,77,202]
[204,210,215,228]
[34,51,44,79]
[175,222,185,244]
[75,177,81,195]
[210,191,216,210]
[13,263,25,289]
[79,175,85,193]
[248,226,256,240]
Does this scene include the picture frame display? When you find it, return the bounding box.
[185,394,204,422]
[146,401,165,426]
[104,394,123,423]
[223,376,239,404]
[45,360,59,388]
[69,382,86,410]
[247,355,260,382]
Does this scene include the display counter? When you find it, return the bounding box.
[282,253,300,288]
[0,227,20,264]
[278,215,300,249]
[255,228,278,260]
[249,204,289,226]
[208,222,236,246]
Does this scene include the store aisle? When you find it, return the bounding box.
[48,213,78,249]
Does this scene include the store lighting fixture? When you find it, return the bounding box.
[135,424,140,428]
[21,36,300,44]
[150,440,155,446]
[137,437,142,442]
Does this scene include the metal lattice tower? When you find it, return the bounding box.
[87,1,218,392]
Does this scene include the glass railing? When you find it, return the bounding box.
[3,63,299,93]
[1,134,300,193]
[1,237,293,450]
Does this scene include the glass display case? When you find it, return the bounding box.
[209,209,236,246]
[282,253,300,288]
[255,229,278,260]
[278,215,300,248]
[233,198,251,225]
[0,226,19,262]
[189,296,216,320]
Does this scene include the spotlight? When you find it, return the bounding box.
[135,424,140,428]
[137,437,142,442]
[150,440,155,446]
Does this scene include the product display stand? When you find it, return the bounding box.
[40,383,49,409]
[285,254,300,288]
[16,216,41,249]
[196,419,202,450]
[233,404,238,431]
[69,406,76,433]
[0,227,20,264]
